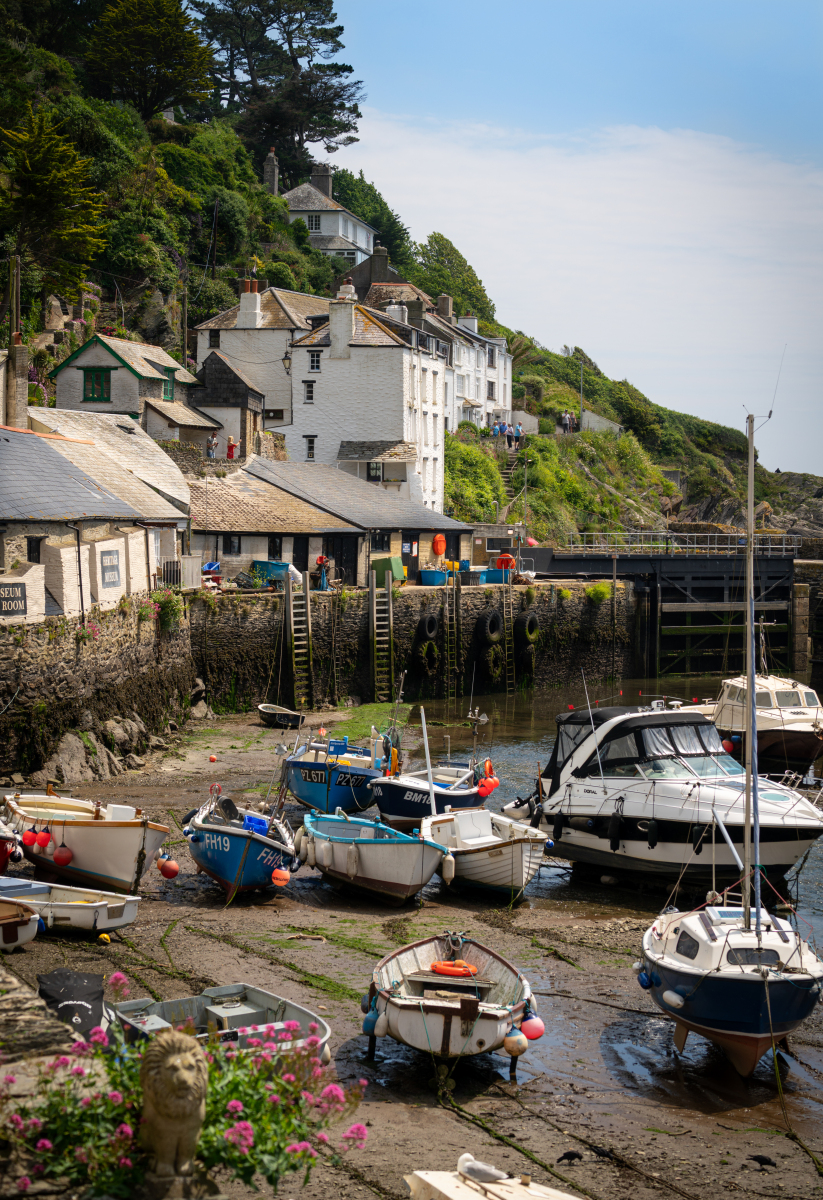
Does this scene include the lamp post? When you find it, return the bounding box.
[281,348,292,375]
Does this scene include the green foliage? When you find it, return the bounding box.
[188,277,239,326]
[585,582,612,604]
[48,94,137,187]
[269,261,297,290]
[86,0,213,120]
[408,232,495,320]
[520,374,545,402]
[444,431,506,523]
[331,167,414,269]
[558,588,572,601]
[150,587,184,631]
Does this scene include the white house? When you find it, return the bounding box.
[49,334,200,419]
[281,166,377,266]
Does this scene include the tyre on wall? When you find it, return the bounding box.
[514,611,539,645]
[477,608,503,645]
[416,640,439,675]
[417,613,439,641]
[482,644,505,682]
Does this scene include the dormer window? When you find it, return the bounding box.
[307,214,321,231]
[162,368,175,401]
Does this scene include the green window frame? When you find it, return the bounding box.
[82,368,112,401]
[163,368,175,401]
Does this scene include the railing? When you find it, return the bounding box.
[564,532,802,557]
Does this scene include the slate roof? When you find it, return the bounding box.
[363,283,435,308]
[292,306,405,349]
[199,351,264,397]
[281,183,378,231]
[0,427,139,521]
[190,472,357,535]
[44,437,186,521]
[195,287,329,331]
[245,460,471,532]
[337,441,418,462]
[49,334,199,386]
[143,399,222,429]
[28,408,190,510]
[310,235,359,252]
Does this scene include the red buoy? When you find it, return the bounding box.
[22,829,37,847]
[35,829,51,848]
[159,859,179,879]
[722,739,735,754]
[53,844,73,867]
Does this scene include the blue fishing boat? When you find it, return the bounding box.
[299,810,449,904]
[183,790,297,897]
[285,736,384,813]
[369,765,483,832]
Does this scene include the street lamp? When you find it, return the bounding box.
[281,348,292,375]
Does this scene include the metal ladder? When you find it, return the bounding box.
[289,581,313,709]
[443,573,458,702]
[371,573,393,702]
[502,581,516,695]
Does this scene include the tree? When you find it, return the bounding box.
[191,0,287,103]
[506,333,541,374]
[409,233,496,322]
[0,104,106,324]
[331,168,413,270]
[86,0,213,120]
[1,0,110,57]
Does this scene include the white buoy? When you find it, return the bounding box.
[661,989,685,1009]
[374,1010,388,1037]
[307,837,316,867]
[317,840,332,868]
[294,826,303,854]
[346,841,359,879]
[442,853,455,883]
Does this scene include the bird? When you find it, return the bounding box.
[557,1151,583,1164]
[457,1153,509,1183]
[748,1155,777,1171]
[589,1144,615,1160]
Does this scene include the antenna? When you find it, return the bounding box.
[769,343,787,419]
[581,669,606,794]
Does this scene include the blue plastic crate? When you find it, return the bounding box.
[242,813,269,836]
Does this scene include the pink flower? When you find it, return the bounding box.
[282,1073,296,1084]
[32,1165,44,1177]
[115,1123,133,1139]
[3,1074,16,1084]
[246,1037,261,1048]
[309,1022,319,1033]
[107,1091,123,1104]
[109,972,130,1000]
[317,1132,329,1144]
[284,1020,301,1032]
[267,1094,280,1104]
[224,1121,254,1154]
[89,1028,108,1046]
[341,1123,368,1149]
[286,1141,314,1155]
[8,1114,23,1130]
[226,1100,243,1114]
[74,1147,88,1163]
[70,1042,92,1058]
[306,1036,320,1048]
[26,1118,43,1132]
[35,1139,52,1152]
[301,1091,315,1105]
[80,1097,91,1108]
[16,1177,30,1192]
[359,1078,368,1088]
[320,1084,345,1106]
[118,1157,132,1168]
[71,1066,86,1077]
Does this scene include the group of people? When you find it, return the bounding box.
[206,434,239,460]
[492,420,525,449]
[559,410,579,434]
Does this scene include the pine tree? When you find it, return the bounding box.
[0,104,106,323]
[409,233,496,322]
[86,0,213,120]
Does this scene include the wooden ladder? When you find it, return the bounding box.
[370,572,394,703]
[443,573,458,702]
[330,590,342,703]
[502,581,516,695]
[287,577,314,710]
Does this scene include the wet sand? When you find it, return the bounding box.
[6,710,823,1199]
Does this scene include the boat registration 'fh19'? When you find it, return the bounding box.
[503,706,823,885]
[184,788,296,895]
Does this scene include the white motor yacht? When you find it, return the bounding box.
[691,674,823,774]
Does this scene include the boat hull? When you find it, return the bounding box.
[187,820,295,893]
[258,705,304,729]
[0,906,39,951]
[304,814,445,905]
[717,727,823,774]
[0,879,140,931]
[445,837,547,897]
[286,760,380,813]
[371,779,483,831]
[381,994,520,1056]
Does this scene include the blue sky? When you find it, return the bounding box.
[331,2,823,472]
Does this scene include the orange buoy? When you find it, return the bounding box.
[430,960,478,977]
[432,533,447,556]
[209,755,217,763]
[271,868,290,887]
[496,553,516,570]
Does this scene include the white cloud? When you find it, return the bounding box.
[334,110,823,472]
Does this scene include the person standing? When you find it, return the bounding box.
[506,422,514,449]
[206,433,218,460]
[561,411,570,435]
[492,421,499,440]
[515,420,524,448]
[226,436,238,460]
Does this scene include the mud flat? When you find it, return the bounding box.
[5,710,823,1199]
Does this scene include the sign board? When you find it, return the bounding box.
[412,541,418,556]
[401,542,411,554]
[0,582,26,617]
[100,549,121,588]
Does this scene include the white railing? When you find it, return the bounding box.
[564,532,802,557]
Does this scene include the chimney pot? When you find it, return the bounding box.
[310,163,333,197]
[242,279,250,293]
[251,280,258,294]
[385,302,408,324]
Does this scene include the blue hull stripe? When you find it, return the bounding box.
[286,762,381,813]
[650,962,820,1036]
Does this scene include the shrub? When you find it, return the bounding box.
[558,588,572,601]
[585,582,612,604]
[520,374,545,402]
[150,588,184,631]
[268,262,297,290]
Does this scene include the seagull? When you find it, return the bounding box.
[457,1153,509,1183]
[748,1155,777,1171]
[557,1151,583,1164]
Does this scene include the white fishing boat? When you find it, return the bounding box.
[420,810,548,899]
[0,897,39,950]
[364,930,538,1077]
[0,877,140,932]
[300,811,448,905]
[1,792,168,893]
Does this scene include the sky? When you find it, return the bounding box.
[330,1,823,473]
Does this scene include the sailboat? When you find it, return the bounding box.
[639,413,823,1076]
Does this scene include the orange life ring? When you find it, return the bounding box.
[497,554,516,570]
[430,960,478,977]
[432,533,447,556]
[483,758,494,777]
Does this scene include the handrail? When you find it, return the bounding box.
[563,531,801,557]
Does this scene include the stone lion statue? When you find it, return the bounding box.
[140,1030,209,1177]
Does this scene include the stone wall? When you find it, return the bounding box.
[0,600,193,776]
[158,433,287,478]
[190,578,636,710]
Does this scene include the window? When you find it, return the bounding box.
[487,380,496,400]
[456,375,465,396]
[223,534,241,556]
[265,408,284,420]
[208,330,220,348]
[342,218,349,238]
[776,690,802,708]
[670,725,704,755]
[162,368,175,401]
[371,532,390,552]
[268,536,282,560]
[26,537,41,564]
[82,369,111,401]
[486,537,512,551]
[756,691,773,707]
[307,214,321,231]
[676,931,700,961]
[305,436,316,460]
[805,691,820,707]
[444,416,449,431]
[303,381,315,404]
[726,946,780,966]
[423,412,429,446]
[367,462,382,482]
[487,347,497,368]
[309,351,322,371]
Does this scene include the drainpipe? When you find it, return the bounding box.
[135,522,154,592]
[66,523,85,625]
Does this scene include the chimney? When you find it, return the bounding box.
[457,312,478,334]
[405,299,426,327]
[369,246,391,283]
[263,147,279,195]
[310,163,333,197]
[385,302,408,324]
[336,278,356,300]
[329,299,355,359]
[237,281,262,328]
[437,294,453,323]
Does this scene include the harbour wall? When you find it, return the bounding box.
[189,579,637,710]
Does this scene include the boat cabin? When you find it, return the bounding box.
[715,675,821,724]
[650,906,806,976]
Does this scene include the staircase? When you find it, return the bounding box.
[372,583,393,702]
[96,299,120,335]
[502,583,516,695]
[443,577,458,703]
[500,449,519,501]
[291,588,313,709]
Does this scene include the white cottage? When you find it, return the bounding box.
[282,166,377,266]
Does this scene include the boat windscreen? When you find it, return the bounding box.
[670,725,704,755]
[698,723,724,753]
[642,727,675,757]
[558,722,593,763]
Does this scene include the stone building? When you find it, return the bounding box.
[193,350,264,458]
[49,334,199,420]
[282,166,377,265]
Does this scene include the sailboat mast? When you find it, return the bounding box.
[743,413,755,929]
